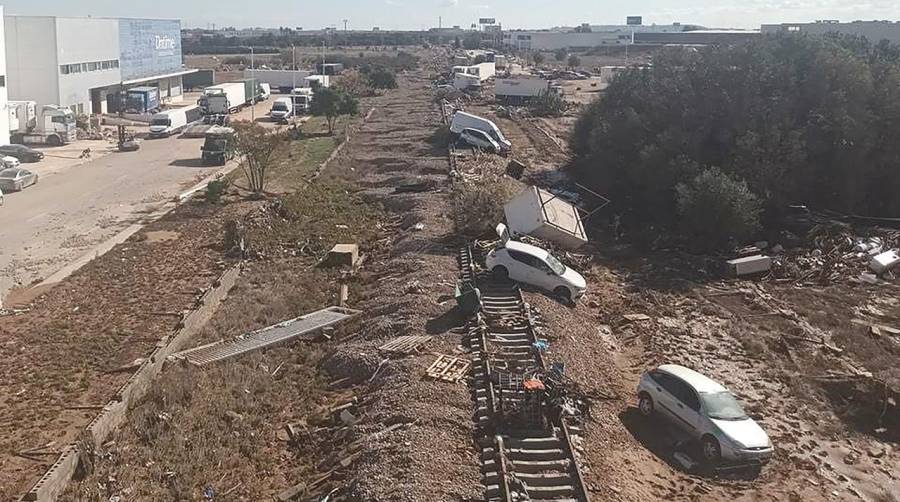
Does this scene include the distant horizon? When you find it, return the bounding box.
[1,0,899,32]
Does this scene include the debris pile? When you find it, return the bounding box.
[762,226,900,283]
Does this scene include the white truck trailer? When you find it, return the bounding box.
[8,101,77,146]
[149,105,201,138]
[304,75,330,89]
[495,77,551,103]
[504,185,588,250]
[199,82,247,115]
[244,69,313,93]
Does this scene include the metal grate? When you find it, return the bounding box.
[173,306,360,366]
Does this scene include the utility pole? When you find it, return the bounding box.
[343,19,348,31]
[291,44,296,89]
[249,46,255,122]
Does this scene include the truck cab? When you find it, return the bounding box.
[290,88,314,114]
[10,103,76,146]
[201,127,235,166]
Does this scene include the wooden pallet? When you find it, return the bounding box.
[425,354,471,383]
[378,335,432,354]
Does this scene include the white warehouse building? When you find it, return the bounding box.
[4,15,194,115]
[0,6,9,145]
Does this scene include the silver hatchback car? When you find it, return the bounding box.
[637,364,774,465]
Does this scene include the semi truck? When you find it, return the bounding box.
[244,69,313,93]
[199,82,247,115]
[125,86,161,114]
[290,88,315,114]
[304,75,330,89]
[8,101,77,146]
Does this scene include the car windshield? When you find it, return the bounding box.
[544,252,566,275]
[701,391,748,421]
[0,170,20,178]
[273,103,288,111]
[151,118,171,126]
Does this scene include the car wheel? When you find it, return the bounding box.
[492,265,509,280]
[554,286,571,302]
[701,435,722,464]
[638,392,654,417]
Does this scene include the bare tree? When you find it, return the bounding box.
[232,121,285,196]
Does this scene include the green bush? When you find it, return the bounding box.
[451,177,515,238]
[205,178,229,204]
[570,34,900,248]
[675,167,761,250]
[529,91,566,117]
[366,67,398,90]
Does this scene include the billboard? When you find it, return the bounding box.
[626,16,643,26]
[119,19,183,81]
[479,18,496,25]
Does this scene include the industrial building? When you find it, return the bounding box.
[634,30,759,45]
[501,21,688,50]
[761,20,900,45]
[0,6,8,145]
[5,15,194,115]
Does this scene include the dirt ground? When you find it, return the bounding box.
[5,48,898,501]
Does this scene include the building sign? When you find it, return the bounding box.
[119,19,182,80]
[479,18,496,25]
[626,16,643,26]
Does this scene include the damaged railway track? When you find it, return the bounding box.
[460,245,591,502]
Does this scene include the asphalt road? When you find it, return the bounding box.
[0,134,221,305]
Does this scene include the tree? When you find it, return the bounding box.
[554,48,568,62]
[310,87,359,135]
[453,36,461,49]
[532,51,545,66]
[569,34,900,249]
[529,90,566,117]
[232,121,285,196]
[567,54,581,69]
[675,167,761,250]
[335,69,374,97]
[366,67,398,89]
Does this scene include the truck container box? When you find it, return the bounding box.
[727,255,772,276]
[495,77,550,102]
[245,69,313,92]
[503,185,588,250]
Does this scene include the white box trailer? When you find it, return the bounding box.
[305,75,330,88]
[245,69,313,93]
[200,82,247,115]
[468,62,496,81]
[495,77,550,102]
[504,185,588,250]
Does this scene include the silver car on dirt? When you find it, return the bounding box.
[0,167,39,192]
[636,364,774,465]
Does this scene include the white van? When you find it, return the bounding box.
[449,111,511,152]
[149,106,197,138]
[270,97,294,123]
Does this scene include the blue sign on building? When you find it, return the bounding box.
[119,19,182,81]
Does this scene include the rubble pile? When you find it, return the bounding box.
[767,226,900,283]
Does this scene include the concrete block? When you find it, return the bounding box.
[326,244,359,267]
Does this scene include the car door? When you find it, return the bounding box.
[506,250,541,285]
[666,377,702,434]
[649,372,682,422]
[530,256,559,290]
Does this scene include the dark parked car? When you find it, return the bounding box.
[0,144,44,163]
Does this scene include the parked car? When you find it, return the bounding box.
[485,233,587,302]
[637,364,774,465]
[1,156,21,170]
[0,144,44,163]
[0,187,4,206]
[459,128,503,154]
[0,167,39,192]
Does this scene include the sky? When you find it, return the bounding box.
[2,0,900,31]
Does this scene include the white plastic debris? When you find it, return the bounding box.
[727,255,772,276]
[869,250,900,274]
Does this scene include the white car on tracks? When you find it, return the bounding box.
[485,235,587,302]
[637,364,774,466]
